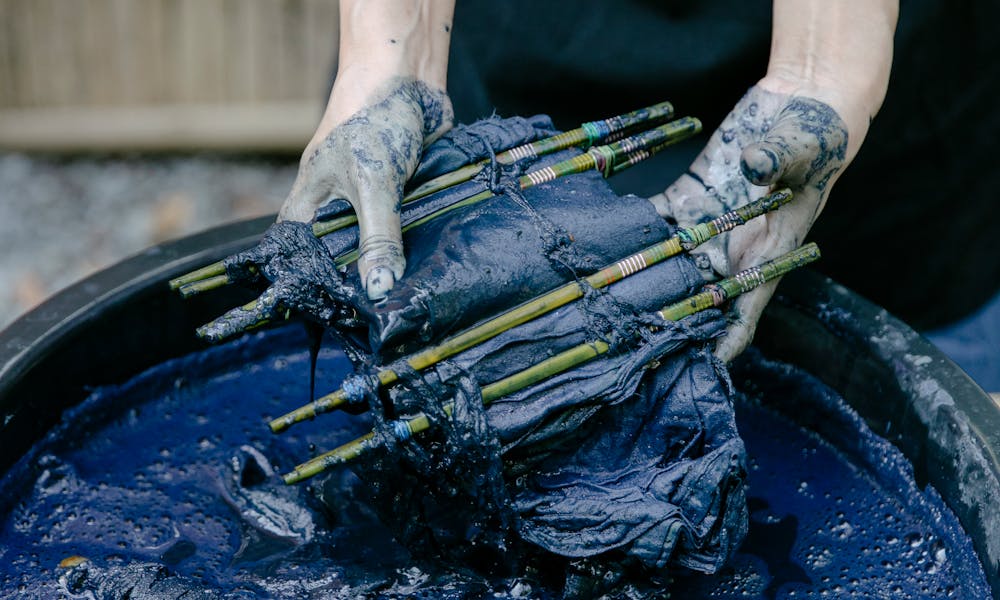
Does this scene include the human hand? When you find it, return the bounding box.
[278,75,452,300]
[649,83,848,362]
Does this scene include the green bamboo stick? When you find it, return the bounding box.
[169,102,675,292]
[402,114,697,233]
[169,262,228,290]
[268,188,793,432]
[178,275,232,299]
[282,340,611,484]
[173,214,356,296]
[280,243,820,484]
[196,118,703,340]
[403,101,675,203]
[658,243,820,321]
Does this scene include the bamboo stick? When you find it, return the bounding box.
[403,100,675,203]
[268,188,793,432]
[280,243,820,484]
[178,275,232,298]
[657,243,820,321]
[282,340,610,484]
[171,262,230,291]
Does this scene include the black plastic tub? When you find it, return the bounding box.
[1,217,998,597]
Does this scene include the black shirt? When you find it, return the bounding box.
[448,0,1000,329]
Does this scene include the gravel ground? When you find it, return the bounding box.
[0,153,299,331]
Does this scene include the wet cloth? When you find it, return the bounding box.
[226,115,748,574]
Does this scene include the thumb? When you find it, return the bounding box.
[739,97,846,187]
[353,188,405,301]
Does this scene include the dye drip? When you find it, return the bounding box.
[305,322,324,403]
[0,326,988,598]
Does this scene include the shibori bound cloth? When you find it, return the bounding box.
[233,115,749,573]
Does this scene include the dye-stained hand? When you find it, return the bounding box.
[278,77,453,301]
[649,85,848,362]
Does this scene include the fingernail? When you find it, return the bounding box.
[741,146,781,185]
[365,266,395,301]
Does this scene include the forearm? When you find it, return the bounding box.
[762,0,898,159]
[314,0,455,138]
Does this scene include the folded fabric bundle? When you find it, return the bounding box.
[204,114,750,577]
[361,307,745,574]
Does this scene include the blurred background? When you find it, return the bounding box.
[0,0,340,330]
[0,1,996,395]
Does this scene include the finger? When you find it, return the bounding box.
[196,285,284,343]
[715,213,804,363]
[740,98,847,187]
[353,188,406,301]
[223,244,267,283]
[714,280,779,363]
[652,172,734,282]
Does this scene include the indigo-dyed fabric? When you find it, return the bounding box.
[363,195,746,571]
[225,115,748,574]
[356,157,670,354]
[364,306,746,573]
[409,114,557,187]
[356,117,745,572]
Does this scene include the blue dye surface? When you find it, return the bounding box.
[0,326,990,598]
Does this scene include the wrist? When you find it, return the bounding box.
[764,0,897,159]
[338,0,452,87]
[309,70,451,153]
[312,0,453,142]
[337,45,447,89]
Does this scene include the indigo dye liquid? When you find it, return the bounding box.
[0,326,989,598]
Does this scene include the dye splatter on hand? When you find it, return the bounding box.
[279,77,453,300]
[199,220,359,343]
[649,86,848,362]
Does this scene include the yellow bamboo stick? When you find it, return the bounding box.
[280,243,820,484]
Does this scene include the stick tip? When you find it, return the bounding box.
[268,402,323,433]
[281,456,328,485]
[268,415,297,433]
[177,275,232,298]
[769,187,794,205]
[195,324,222,342]
[800,241,821,260]
[168,261,228,292]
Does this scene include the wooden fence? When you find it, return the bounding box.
[0,0,340,151]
